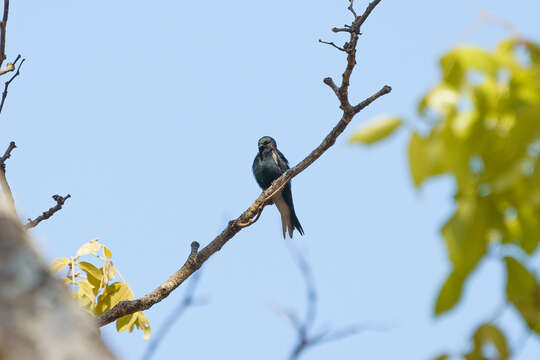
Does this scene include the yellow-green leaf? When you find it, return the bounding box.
[505,257,540,334]
[408,132,447,187]
[50,257,70,274]
[75,238,101,258]
[465,324,509,360]
[116,314,137,332]
[434,355,449,360]
[434,270,466,315]
[103,246,112,259]
[103,261,117,284]
[78,261,103,282]
[78,280,96,302]
[135,312,151,339]
[349,115,402,144]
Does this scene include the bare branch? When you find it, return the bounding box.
[283,244,383,360]
[318,39,347,52]
[96,0,390,328]
[347,0,358,18]
[0,0,9,68]
[142,272,205,360]
[0,56,24,114]
[0,140,16,212]
[24,194,71,229]
[0,140,15,167]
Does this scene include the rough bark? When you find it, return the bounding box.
[0,199,114,360]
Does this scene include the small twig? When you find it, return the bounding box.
[318,39,347,52]
[282,244,382,360]
[141,272,205,360]
[0,56,24,114]
[0,141,16,212]
[24,194,71,229]
[347,0,357,18]
[0,140,15,168]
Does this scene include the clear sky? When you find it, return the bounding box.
[3,1,540,359]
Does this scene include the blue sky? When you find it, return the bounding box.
[3,1,540,359]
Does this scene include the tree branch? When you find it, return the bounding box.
[0,55,24,114]
[0,140,16,213]
[0,0,9,68]
[281,244,383,360]
[24,194,71,229]
[96,0,390,328]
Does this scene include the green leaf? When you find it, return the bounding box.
[77,280,96,302]
[418,85,459,116]
[349,115,402,144]
[135,312,151,339]
[505,257,540,333]
[50,257,70,274]
[116,313,137,332]
[77,261,103,282]
[465,324,509,360]
[408,132,447,187]
[441,47,498,88]
[95,282,132,315]
[434,270,466,315]
[434,199,496,315]
[433,355,449,360]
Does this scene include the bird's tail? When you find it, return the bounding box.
[273,192,304,239]
[291,209,304,237]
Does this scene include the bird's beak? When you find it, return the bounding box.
[258,145,264,153]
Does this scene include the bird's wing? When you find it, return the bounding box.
[274,150,290,173]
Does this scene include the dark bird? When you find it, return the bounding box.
[252,136,304,238]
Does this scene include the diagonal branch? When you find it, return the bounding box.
[25,194,71,229]
[0,55,24,114]
[96,0,390,328]
[0,140,16,212]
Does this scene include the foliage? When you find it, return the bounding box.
[50,238,151,339]
[355,37,540,356]
[350,115,402,144]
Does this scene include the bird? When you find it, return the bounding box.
[252,136,304,238]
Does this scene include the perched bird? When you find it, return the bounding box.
[252,136,304,238]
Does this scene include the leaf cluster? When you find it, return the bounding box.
[355,37,540,358]
[51,238,151,339]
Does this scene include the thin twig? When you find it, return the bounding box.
[0,141,16,212]
[282,244,381,360]
[0,56,24,114]
[24,194,71,229]
[0,140,15,167]
[318,39,347,52]
[141,273,206,360]
[96,0,390,328]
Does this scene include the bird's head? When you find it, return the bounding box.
[258,136,277,153]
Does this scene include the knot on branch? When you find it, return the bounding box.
[187,241,200,268]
